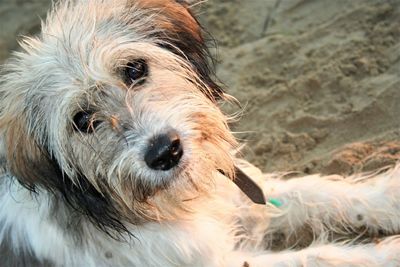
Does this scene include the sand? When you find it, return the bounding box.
[198,0,400,175]
[1,0,399,176]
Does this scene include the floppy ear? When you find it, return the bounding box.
[133,0,224,99]
[2,117,129,238]
[3,118,56,190]
[135,0,202,40]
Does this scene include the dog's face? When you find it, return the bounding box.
[0,0,236,235]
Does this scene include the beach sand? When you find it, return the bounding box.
[199,0,400,175]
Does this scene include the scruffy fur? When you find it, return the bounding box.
[0,1,400,266]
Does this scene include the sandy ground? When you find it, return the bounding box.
[1,0,399,176]
[199,0,400,175]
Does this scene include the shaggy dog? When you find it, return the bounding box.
[0,0,399,266]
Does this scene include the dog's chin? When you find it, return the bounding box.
[139,137,234,189]
[140,150,229,198]
[171,155,233,192]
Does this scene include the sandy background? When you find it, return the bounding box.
[1,0,399,176]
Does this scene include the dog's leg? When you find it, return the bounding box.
[261,165,400,245]
[237,236,400,267]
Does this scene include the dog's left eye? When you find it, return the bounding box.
[124,59,148,85]
[72,111,100,133]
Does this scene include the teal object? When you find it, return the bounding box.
[268,198,282,207]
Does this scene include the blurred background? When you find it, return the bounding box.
[1,0,399,175]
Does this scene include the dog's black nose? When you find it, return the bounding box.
[144,131,183,171]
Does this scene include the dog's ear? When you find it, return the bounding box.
[2,117,129,238]
[3,118,55,190]
[132,0,224,99]
[134,0,202,41]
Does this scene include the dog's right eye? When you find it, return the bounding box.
[72,111,100,133]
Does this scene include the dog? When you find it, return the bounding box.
[0,0,400,266]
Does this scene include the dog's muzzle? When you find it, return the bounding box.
[144,130,183,171]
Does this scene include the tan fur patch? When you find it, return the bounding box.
[130,0,202,41]
[4,117,43,186]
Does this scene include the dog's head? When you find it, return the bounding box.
[0,0,237,236]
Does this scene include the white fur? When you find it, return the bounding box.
[2,164,400,266]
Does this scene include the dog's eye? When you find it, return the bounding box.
[124,59,148,85]
[72,111,100,133]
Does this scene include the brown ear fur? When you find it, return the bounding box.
[135,0,203,42]
[2,117,130,239]
[4,118,53,190]
[130,0,224,99]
